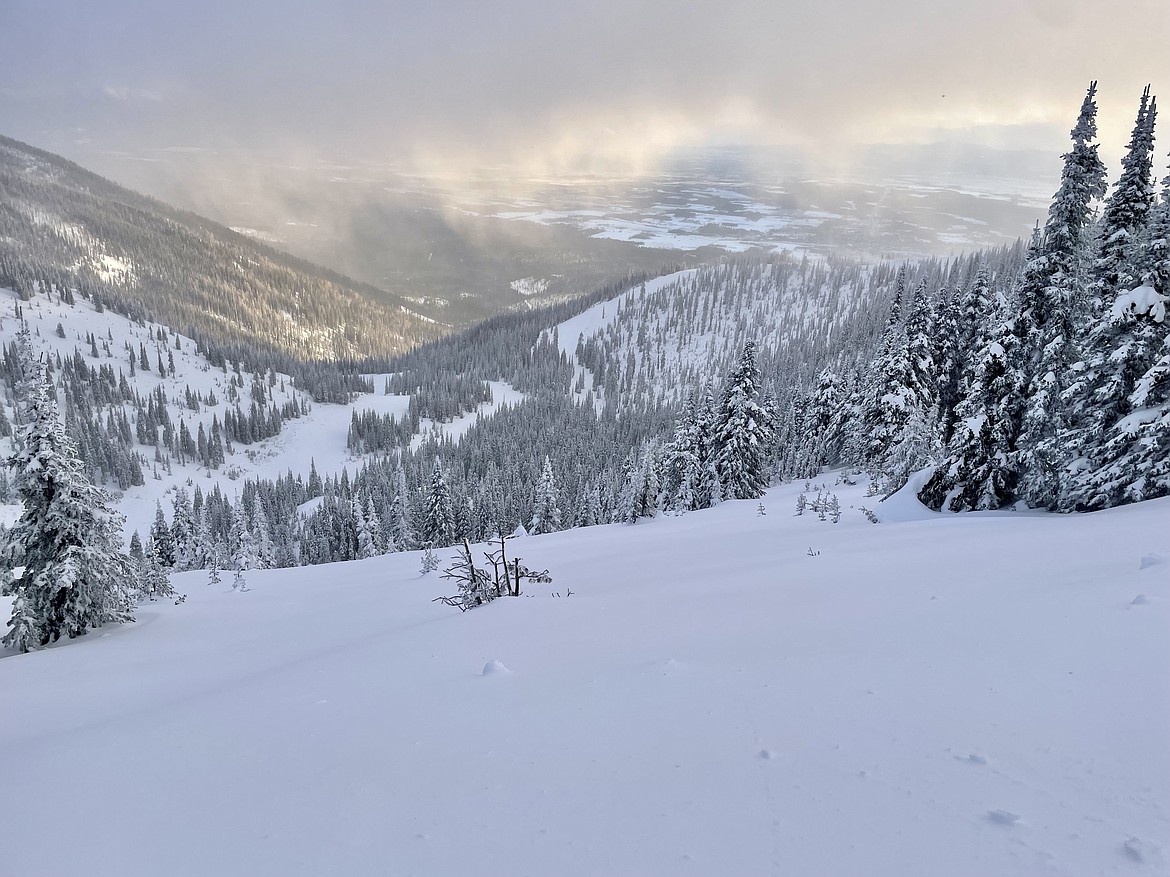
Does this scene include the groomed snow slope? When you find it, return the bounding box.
[1,479,1167,877]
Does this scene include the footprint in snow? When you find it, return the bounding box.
[986,809,1020,826]
[1138,553,1165,570]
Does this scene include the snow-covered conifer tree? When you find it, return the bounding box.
[355,496,383,559]
[1093,88,1157,307]
[420,458,456,548]
[229,501,256,590]
[386,462,414,552]
[149,501,175,568]
[529,455,562,534]
[170,488,196,571]
[1,354,135,652]
[1013,82,1109,509]
[712,341,774,500]
[920,317,1022,511]
[140,541,175,601]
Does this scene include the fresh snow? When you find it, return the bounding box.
[555,269,697,408]
[0,289,518,539]
[1,476,1166,877]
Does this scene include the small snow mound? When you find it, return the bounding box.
[965,754,987,765]
[1130,594,1150,606]
[986,809,1020,826]
[758,749,776,760]
[481,660,513,677]
[874,468,938,523]
[1138,553,1165,570]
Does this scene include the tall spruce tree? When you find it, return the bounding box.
[920,316,1022,511]
[1093,88,1158,306]
[1013,82,1108,509]
[421,458,456,548]
[529,456,562,534]
[712,341,774,500]
[1,354,135,652]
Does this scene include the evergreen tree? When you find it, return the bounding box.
[1013,82,1109,509]
[420,458,456,548]
[140,541,175,601]
[229,501,256,590]
[805,367,847,469]
[529,455,562,534]
[170,488,196,571]
[1065,285,1169,509]
[920,317,1022,511]
[1,355,135,652]
[1093,87,1158,306]
[149,501,175,567]
[860,273,909,467]
[355,497,383,559]
[712,341,774,500]
[386,462,414,552]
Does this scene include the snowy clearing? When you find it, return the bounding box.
[1,476,1166,877]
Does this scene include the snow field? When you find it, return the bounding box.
[1,476,1166,876]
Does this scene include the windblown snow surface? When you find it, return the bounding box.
[1,478,1167,877]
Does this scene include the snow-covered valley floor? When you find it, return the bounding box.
[1,478,1167,877]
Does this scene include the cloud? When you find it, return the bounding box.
[2,0,1167,179]
[102,86,165,103]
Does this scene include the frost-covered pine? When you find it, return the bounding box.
[207,548,223,588]
[229,502,256,590]
[1,356,135,652]
[1066,292,1170,508]
[620,440,661,523]
[250,502,275,570]
[920,318,1022,511]
[190,504,214,571]
[140,541,175,602]
[355,496,383,559]
[712,341,774,500]
[805,367,847,468]
[420,458,456,548]
[1013,82,1109,509]
[149,501,176,568]
[1144,165,1170,295]
[1093,88,1157,307]
[386,462,414,552]
[884,284,942,486]
[170,488,196,571]
[1063,281,1168,510]
[862,281,939,489]
[419,544,440,575]
[529,455,562,535]
[660,390,705,512]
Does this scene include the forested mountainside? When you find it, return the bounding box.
[1,84,1167,591]
[0,135,446,371]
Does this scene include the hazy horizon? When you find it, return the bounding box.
[3,1,1167,187]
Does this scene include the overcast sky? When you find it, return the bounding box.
[2,0,1168,178]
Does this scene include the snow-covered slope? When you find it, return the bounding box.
[1,478,1165,877]
[0,288,513,539]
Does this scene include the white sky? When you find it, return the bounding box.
[2,0,1168,178]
